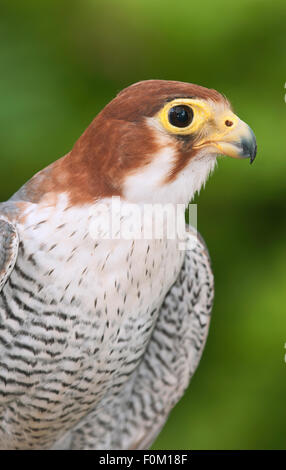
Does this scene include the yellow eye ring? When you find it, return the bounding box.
[157,98,211,135]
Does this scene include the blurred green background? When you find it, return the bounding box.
[0,0,285,449]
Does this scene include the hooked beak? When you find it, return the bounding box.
[213,122,257,164]
[195,113,257,164]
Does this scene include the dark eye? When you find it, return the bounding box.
[168,105,194,128]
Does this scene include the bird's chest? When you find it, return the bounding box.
[14,202,184,396]
[0,202,185,449]
[20,234,182,355]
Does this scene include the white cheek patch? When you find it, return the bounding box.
[123,145,177,203]
[122,116,217,205]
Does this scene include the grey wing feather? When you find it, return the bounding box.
[0,217,19,292]
[55,225,214,450]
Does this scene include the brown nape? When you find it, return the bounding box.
[23,80,227,205]
[24,118,160,205]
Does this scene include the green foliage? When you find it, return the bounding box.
[0,0,285,449]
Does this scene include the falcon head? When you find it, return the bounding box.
[28,80,257,206]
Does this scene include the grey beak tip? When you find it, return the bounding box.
[241,133,257,164]
[250,142,257,164]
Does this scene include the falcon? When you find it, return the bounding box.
[0,80,256,449]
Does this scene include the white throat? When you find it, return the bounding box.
[123,146,217,206]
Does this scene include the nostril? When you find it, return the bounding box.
[225,120,233,127]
